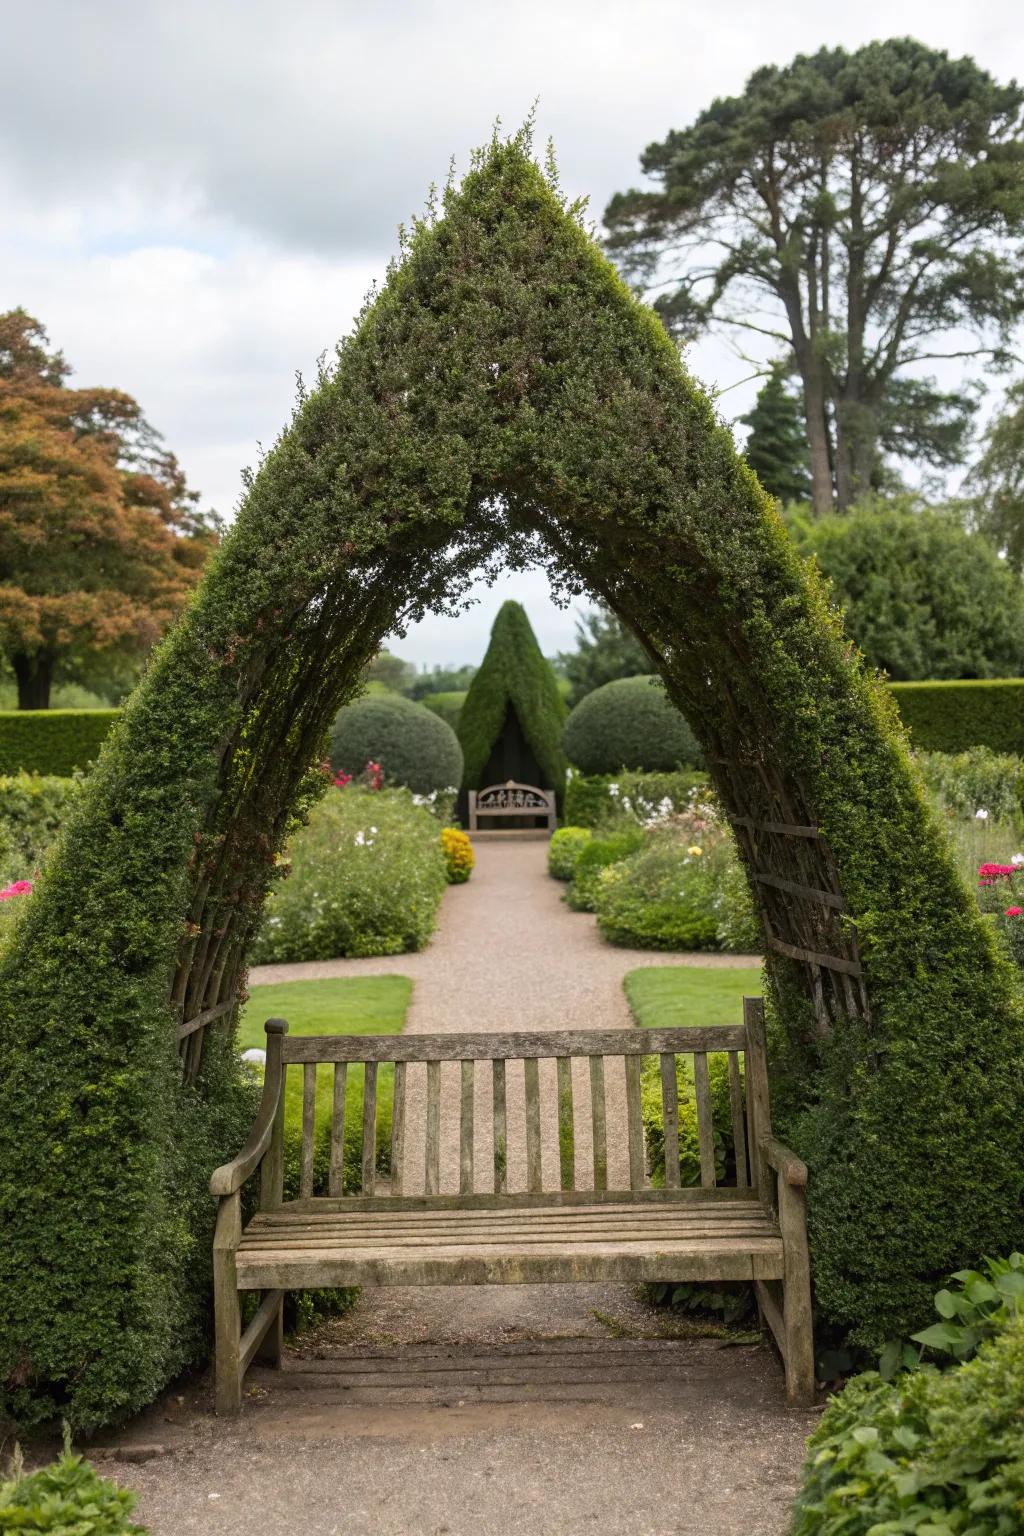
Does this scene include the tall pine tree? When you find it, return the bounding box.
[740,364,811,504]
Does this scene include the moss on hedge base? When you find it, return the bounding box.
[456,601,567,801]
[1,132,1022,1431]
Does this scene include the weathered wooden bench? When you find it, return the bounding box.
[210,998,813,1412]
[468,780,557,831]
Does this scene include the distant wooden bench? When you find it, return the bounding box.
[210,998,813,1412]
[468,780,556,832]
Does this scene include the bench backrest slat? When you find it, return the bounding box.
[271,1006,769,1204]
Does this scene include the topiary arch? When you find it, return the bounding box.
[2,131,1022,1430]
[457,599,568,807]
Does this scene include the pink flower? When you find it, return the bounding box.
[0,880,32,900]
[1006,906,1024,918]
[333,771,352,789]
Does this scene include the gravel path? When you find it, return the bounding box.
[250,836,759,1034]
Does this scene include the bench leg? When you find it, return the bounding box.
[778,1179,815,1407]
[254,1291,284,1368]
[213,1194,243,1415]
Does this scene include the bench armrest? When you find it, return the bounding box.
[210,1019,288,1197]
[761,1136,808,1188]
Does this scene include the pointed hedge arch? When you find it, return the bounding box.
[457,599,568,804]
[2,135,1022,1431]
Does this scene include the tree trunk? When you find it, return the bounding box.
[12,652,54,710]
[801,367,834,517]
[834,399,878,510]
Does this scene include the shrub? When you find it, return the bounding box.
[565,824,645,911]
[440,826,474,883]
[252,787,447,962]
[641,1051,736,1186]
[564,768,710,828]
[329,694,463,797]
[421,691,466,730]
[596,837,720,950]
[0,773,81,877]
[457,601,567,802]
[791,1281,1024,1536]
[0,709,119,775]
[891,679,1024,754]
[564,676,702,775]
[916,747,1024,826]
[0,1437,146,1533]
[548,826,592,880]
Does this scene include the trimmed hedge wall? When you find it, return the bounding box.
[0,710,119,776]
[564,676,702,775]
[891,680,1024,754]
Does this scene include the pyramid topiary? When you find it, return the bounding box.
[457,601,568,801]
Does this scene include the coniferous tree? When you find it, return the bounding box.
[740,364,811,503]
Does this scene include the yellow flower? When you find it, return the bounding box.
[688,845,703,857]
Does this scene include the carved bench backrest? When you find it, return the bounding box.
[468,781,556,830]
[270,1004,771,1204]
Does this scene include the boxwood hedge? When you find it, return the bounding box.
[0,709,119,775]
[1,130,1021,1433]
[891,679,1024,753]
[564,675,703,775]
[329,693,463,795]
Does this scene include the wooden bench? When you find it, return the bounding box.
[468,780,556,832]
[210,998,813,1412]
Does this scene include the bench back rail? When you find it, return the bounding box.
[256,1003,772,1207]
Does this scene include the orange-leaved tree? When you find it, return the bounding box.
[0,309,218,708]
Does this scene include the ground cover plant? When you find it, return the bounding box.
[3,130,1021,1431]
[252,785,448,962]
[791,1260,1024,1536]
[329,692,463,797]
[563,675,702,775]
[0,1435,146,1534]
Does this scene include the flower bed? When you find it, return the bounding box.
[252,784,448,962]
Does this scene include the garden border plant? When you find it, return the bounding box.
[2,127,1022,1433]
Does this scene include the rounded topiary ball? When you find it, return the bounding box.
[563,675,702,775]
[329,694,464,796]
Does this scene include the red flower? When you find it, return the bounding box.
[333,771,352,789]
[979,863,1016,887]
[1006,906,1024,918]
[0,879,32,901]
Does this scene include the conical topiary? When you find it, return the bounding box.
[457,601,568,804]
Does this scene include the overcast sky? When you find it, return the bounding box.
[3,0,1021,667]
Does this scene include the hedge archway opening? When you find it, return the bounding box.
[2,131,1022,1430]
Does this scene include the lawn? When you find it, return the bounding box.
[623,966,762,1029]
[239,975,411,1194]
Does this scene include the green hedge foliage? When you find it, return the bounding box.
[421,691,466,729]
[564,824,646,911]
[891,679,1024,754]
[2,133,1021,1430]
[0,773,81,876]
[792,1298,1024,1535]
[329,694,463,796]
[0,709,119,776]
[564,676,703,775]
[457,601,567,801]
[252,787,448,962]
[564,768,710,828]
[547,825,592,880]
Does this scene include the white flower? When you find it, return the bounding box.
[370,826,378,835]
[976,808,990,820]
[608,783,620,797]
[240,1048,266,1066]
[354,830,366,846]
[1013,854,1024,866]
